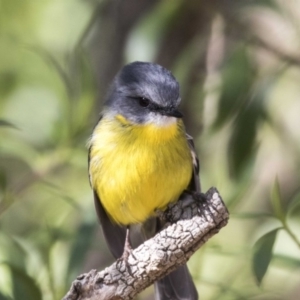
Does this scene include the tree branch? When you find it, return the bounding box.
[63,187,229,300]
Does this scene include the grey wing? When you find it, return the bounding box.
[186,133,201,193]
[88,129,127,259]
[93,190,126,259]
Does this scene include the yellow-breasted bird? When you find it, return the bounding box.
[88,61,200,300]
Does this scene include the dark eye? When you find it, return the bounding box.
[138,97,150,107]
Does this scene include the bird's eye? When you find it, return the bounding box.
[138,97,150,107]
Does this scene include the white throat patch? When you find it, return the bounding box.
[146,112,177,127]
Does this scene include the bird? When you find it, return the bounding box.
[88,61,200,300]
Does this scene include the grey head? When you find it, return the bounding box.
[104,61,182,125]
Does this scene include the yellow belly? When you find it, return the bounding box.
[89,115,192,225]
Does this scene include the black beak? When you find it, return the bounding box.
[163,108,183,118]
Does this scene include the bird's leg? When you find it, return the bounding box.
[116,226,137,276]
[121,226,132,262]
[184,190,207,203]
[185,190,218,224]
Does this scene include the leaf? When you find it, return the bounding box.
[0,71,18,98]
[41,180,81,210]
[273,254,300,269]
[241,0,281,11]
[66,222,96,283]
[227,74,274,179]
[0,292,12,300]
[270,177,285,222]
[287,191,300,216]
[0,119,18,130]
[252,228,280,285]
[0,170,7,191]
[73,49,96,97]
[8,264,42,300]
[232,212,274,219]
[227,96,260,178]
[68,50,96,138]
[213,46,254,129]
[29,46,73,99]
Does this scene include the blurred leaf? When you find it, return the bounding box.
[225,167,254,209]
[227,69,282,180]
[216,47,262,178]
[252,228,280,285]
[0,119,18,129]
[2,235,27,270]
[203,277,254,300]
[287,191,300,216]
[213,46,254,129]
[0,292,12,300]
[227,97,259,178]
[218,45,278,179]
[68,50,96,138]
[72,49,96,98]
[8,264,42,300]
[0,72,18,98]
[227,75,271,178]
[232,212,274,219]
[0,155,36,205]
[67,222,96,282]
[273,254,300,269]
[0,192,16,216]
[242,0,281,11]
[271,177,285,222]
[42,180,81,210]
[29,46,73,99]
[0,170,7,191]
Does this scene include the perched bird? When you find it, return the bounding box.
[88,61,200,300]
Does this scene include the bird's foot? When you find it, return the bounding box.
[184,190,207,203]
[116,228,136,276]
[186,190,218,224]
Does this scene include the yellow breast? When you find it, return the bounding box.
[89,115,192,225]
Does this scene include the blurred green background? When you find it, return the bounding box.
[1,0,300,299]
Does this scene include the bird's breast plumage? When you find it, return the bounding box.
[89,115,192,225]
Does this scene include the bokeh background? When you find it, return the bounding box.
[1,0,300,299]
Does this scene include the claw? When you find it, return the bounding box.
[116,227,136,276]
[191,191,207,202]
[184,190,207,203]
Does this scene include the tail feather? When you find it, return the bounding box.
[154,264,198,300]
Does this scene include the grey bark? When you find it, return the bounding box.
[63,187,229,300]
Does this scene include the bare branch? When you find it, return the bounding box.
[63,187,229,300]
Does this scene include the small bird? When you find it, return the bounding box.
[88,61,200,300]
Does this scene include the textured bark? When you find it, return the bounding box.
[63,187,229,300]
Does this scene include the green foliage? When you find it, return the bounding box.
[252,228,280,285]
[66,222,97,282]
[288,191,300,216]
[9,264,42,300]
[0,0,300,299]
[0,120,18,129]
[0,292,12,300]
[271,177,285,222]
[249,178,300,287]
[214,46,255,130]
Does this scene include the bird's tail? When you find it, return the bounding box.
[154,264,198,300]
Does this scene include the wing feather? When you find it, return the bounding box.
[93,190,126,259]
[186,133,201,193]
